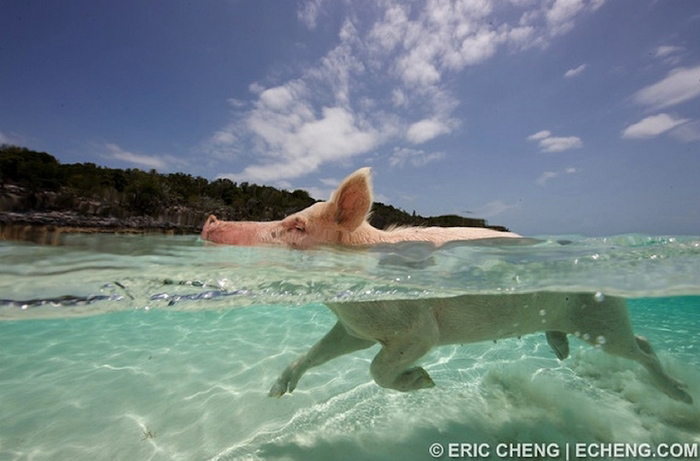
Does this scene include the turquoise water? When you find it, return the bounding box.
[1,234,699,460]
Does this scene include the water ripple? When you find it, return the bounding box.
[1,234,699,319]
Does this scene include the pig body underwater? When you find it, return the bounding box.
[200,168,693,404]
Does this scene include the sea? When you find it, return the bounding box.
[0,233,699,461]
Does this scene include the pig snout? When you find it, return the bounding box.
[201,216,278,245]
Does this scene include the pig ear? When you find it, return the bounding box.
[329,167,373,231]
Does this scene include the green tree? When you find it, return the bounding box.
[124,171,167,215]
[0,145,61,191]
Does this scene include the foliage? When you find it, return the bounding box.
[0,145,61,191]
[0,145,315,220]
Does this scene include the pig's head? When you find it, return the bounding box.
[201,167,373,248]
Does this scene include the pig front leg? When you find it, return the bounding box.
[269,321,375,397]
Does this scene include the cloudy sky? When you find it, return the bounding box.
[2,0,699,235]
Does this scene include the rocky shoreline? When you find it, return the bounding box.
[0,211,203,245]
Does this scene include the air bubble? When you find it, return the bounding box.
[594,292,605,303]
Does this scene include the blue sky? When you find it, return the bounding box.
[2,0,699,236]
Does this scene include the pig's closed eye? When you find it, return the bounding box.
[285,219,305,233]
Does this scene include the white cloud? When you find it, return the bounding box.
[669,120,700,143]
[0,132,8,144]
[389,147,445,168]
[406,118,452,144]
[211,130,237,146]
[539,136,582,152]
[654,45,683,58]
[226,98,247,108]
[248,82,265,94]
[542,0,606,38]
[304,186,333,201]
[536,171,558,186]
[307,19,366,106]
[225,103,380,183]
[0,131,21,145]
[653,45,684,65]
[298,0,324,30]
[210,1,605,183]
[527,130,582,152]
[392,88,408,108]
[369,0,604,87]
[621,113,690,139]
[105,143,168,170]
[473,199,521,219]
[564,63,586,78]
[368,3,409,55]
[259,85,297,111]
[632,65,700,110]
[382,0,501,88]
[395,47,442,87]
[527,130,551,141]
[508,0,606,46]
[545,0,586,36]
[319,177,340,187]
[536,167,578,186]
[446,28,502,69]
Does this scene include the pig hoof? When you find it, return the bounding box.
[268,380,289,398]
[666,378,693,404]
[399,367,435,391]
[268,368,299,397]
[546,331,570,360]
[669,386,693,405]
[650,373,693,404]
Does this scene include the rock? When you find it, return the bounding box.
[0,211,202,245]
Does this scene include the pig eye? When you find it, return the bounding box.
[285,218,305,233]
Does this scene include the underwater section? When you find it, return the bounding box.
[1,234,699,459]
[0,298,698,460]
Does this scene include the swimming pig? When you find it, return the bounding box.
[201,168,692,403]
[200,167,520,247]
[269,292,692,404]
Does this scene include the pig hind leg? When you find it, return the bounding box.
[616,335,692,404]
[569,297,692,404]
[370,337,437,392]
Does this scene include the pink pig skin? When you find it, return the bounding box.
[200,167,520,248]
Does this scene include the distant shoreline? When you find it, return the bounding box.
[0,211,201,245]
